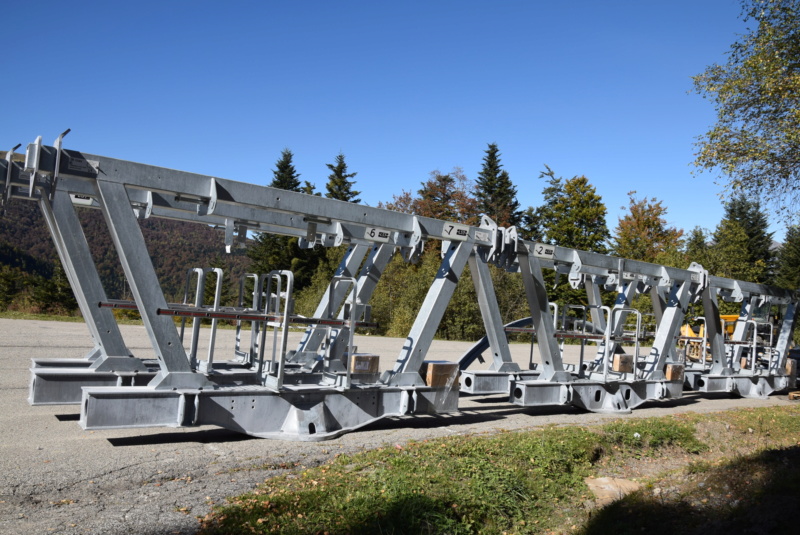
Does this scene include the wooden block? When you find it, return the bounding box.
[786,358,797,377]
[788,391,800,401]
[612,354,634,374]
[421,360,459,387]
[665,363,684,382]
[349,354,380,374]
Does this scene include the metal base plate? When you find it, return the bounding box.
[79,383,460,441]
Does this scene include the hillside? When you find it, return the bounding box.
[0,200,252,311]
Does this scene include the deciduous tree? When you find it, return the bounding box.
[693,0,800,212]
[611,192,683,263]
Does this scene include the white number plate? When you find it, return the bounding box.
[532,243,555,259]
[443,223,470,241]
[365,227,392,243]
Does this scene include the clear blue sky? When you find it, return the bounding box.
[3,1,783,241]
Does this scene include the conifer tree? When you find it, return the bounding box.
[521,167,609,307]
[713,194,775,282]
[707,219,765,281]
[270,149,301,191]
[475,143,521,227]
[685,226,710,268]
[248,149,319,289]
[775,225,800,290]
[325,153,360,203]
[525,166,609,253]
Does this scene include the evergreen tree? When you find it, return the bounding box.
[475,143,521,227]
[270,149,301,191]
[713,194,775,282]
[707,218,765,281]
[775,225,800,290]
[611,191,683,263]
[325,153,360,203]
[301,180,320,196]
[520,167,609,308]
[416,172,457,221]
[685,227,708,258]
[525,166,609,253]
[248,149,320,289]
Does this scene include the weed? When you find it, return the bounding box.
[602,417,708,454]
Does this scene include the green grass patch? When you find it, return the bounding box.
[199,416,714,535]
[601,415,708,454]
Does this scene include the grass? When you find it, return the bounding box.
[200,426,603,534]
[199,405,800,534]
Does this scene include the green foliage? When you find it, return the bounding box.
[200,427,601,534]
[693,0,800,212]
[475,143,521,227]
[269,148,302,191]
[775,224,800,289]
[602,417,708,455]
[708,218,767,281]
[248,149,323,290]
[523,166,609,253]
[369,250,440,337]
[714,194,775,282]
[611,191,683,263]
[325,152,360,203]
[684,226,709,264]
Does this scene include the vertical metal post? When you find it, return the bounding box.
[518,246,570,381]
[703,286,729,375]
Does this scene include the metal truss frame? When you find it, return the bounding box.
[1,133,797,440]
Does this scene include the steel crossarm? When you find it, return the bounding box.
[24,143,496,249]
[48,175,421,251]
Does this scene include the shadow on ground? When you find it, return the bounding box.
[581,445,800,535]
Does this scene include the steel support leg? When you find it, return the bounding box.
[384,241,473,385]
[94,180,208,389]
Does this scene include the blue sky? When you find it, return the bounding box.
[2,1,783,241]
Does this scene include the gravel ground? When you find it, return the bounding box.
[0,318,794,535]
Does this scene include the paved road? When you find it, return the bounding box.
[0,318,794,534]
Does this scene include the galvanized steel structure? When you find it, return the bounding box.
[1,132,797,441]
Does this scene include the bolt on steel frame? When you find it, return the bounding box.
[1,132,797,440]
